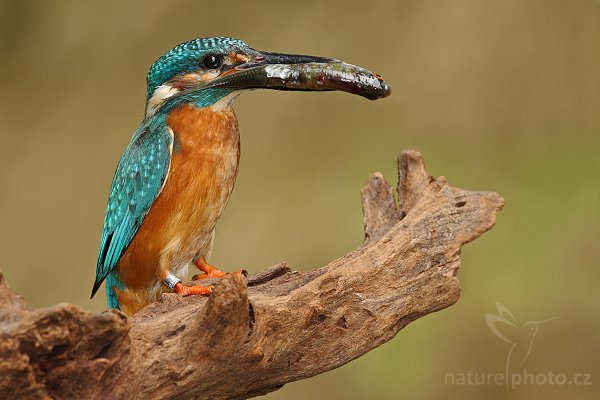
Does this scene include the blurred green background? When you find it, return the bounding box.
[0,0,598,398]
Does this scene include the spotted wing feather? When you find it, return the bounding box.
[92,124,173,298]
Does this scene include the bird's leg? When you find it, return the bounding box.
[162,271,213,296]
[192,256,226,280]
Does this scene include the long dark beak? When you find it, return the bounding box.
[207,51,391,100]
[258,51,340,65]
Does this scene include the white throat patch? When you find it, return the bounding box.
[146,85,180,117]
[146,86,241,116]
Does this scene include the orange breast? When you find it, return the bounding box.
[115,103,240,313]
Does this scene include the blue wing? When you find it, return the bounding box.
[91,122,173,300]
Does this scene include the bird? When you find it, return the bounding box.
[91,37,391,315]
[485,302,559,388]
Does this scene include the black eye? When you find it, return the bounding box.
[202,54,222,69]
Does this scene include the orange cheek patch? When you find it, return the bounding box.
[197,71,220,81]
[169,71,218,89]
[180,72,202,82]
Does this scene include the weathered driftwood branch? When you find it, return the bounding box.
[0,151,504,400]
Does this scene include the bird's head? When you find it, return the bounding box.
[522,316,560,338]
[145,37,391,117]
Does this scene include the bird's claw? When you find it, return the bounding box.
[174,282,213,296]
[193,257,228,280]
[192,268,247,281]
[192,270,226,280]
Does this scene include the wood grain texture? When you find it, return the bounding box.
[0,150,504,400]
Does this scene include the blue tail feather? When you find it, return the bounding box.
[105,272,124,310]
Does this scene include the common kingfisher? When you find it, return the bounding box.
[91,37,390,315]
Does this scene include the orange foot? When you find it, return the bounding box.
[174,282,213,296]
[192,257,227,280]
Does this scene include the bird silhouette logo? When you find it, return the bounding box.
[484,302,559,390]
